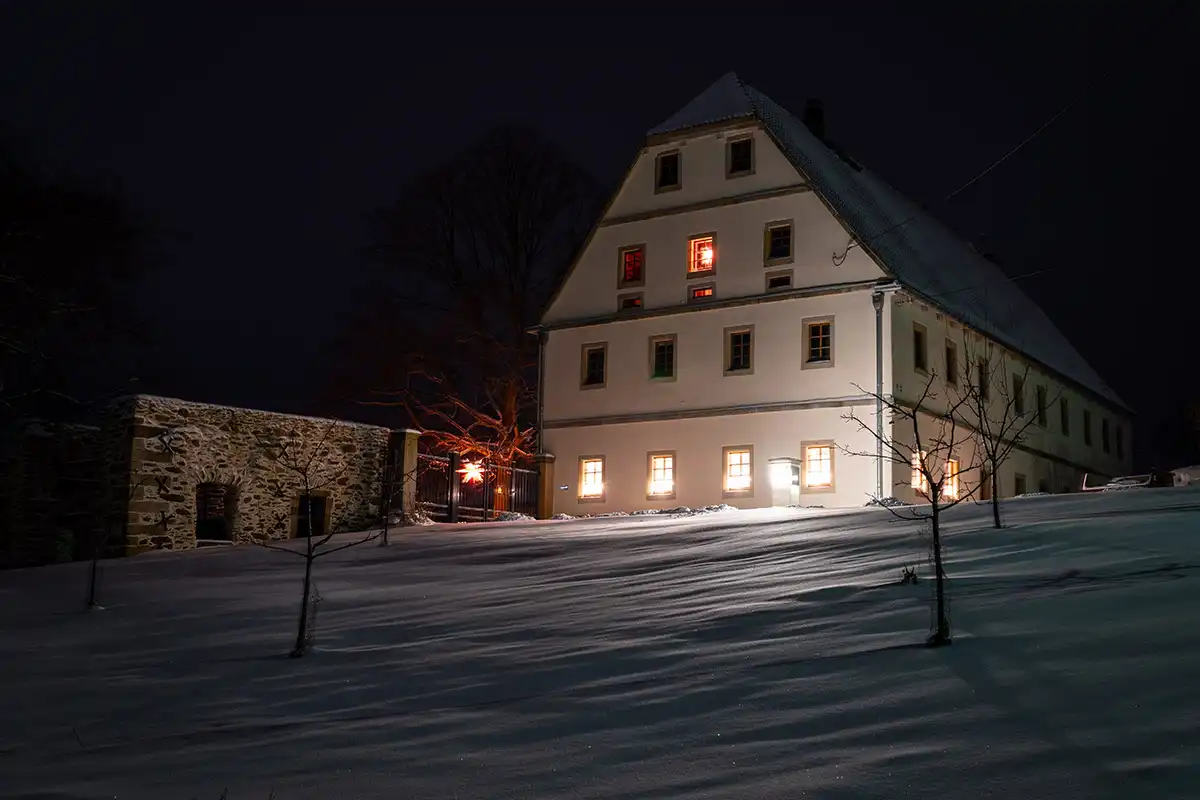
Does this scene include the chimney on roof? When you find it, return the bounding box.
[803,99,825,141]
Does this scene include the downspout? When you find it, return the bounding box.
[871,291,885,500]
[532,327,548,453]
[871,282,900,500]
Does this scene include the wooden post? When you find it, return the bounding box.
[534,453,556,520]
[395,429,421,514]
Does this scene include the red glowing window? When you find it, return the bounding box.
[691,285,714,300]
[689,236,715,273]
[621,247,644,283]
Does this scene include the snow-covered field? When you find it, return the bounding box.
[3,490,1200,799]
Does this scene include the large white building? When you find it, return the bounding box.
[535,73,1132,514]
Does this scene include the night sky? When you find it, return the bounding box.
[2,1,1195,467]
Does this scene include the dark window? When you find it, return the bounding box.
[1014,376,1026,415]
[766,224,792,261]
[728,138,753,175]
[913,325,927,372]
[296,494,328,539]
[619,295,642,310]
[652,339,675,378]
[728,331,752,371]
[1116,425,1124,458]
[945,340,958,385]
[978,359,990,401]
[656,152,680,190]
[766,273,791,291]
[622,248,644,283]
[1036,386,1047,427]
[691,285,714,301]
[1102,418,1111,453]
[1060,398,1070,436]
[1084,410,1093,445]
[1014,474,1027,496]
[583,347,606,386]
[806,321,832,363]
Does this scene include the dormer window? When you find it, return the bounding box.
[655,151,681,192]
[727,136,754,177]
[688,234,716,276]
[618,244,645,288]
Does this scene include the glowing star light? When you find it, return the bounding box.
[458,461,485,485]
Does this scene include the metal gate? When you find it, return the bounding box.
[415,453,539,522]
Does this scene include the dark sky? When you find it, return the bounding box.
[2,1,1196,467]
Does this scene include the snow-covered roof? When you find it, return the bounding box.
[650,73,1126,410]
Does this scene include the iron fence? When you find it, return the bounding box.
[415,453,538,522]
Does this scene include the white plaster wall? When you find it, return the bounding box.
[543,407,881,515]
[542,137,883,325]
[607,126,799,219]
[544,289,880,423]
[889,295,1134,492]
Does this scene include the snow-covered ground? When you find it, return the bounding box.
[3,490,1200,799]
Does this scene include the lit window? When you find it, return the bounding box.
[619,246,644,286]
[942,459,959,500]
[579,458,604,499]
[806,320,832,364]
[656,151,681,192]
[649,453,675,497]
[725,448,752,492]
[690,285,715,301]
[619,294,643,311]
[911,451,929,494]
[804,445,833,488]
[727,137,753,176]
[764,222,792,264]
[689,235,715,274]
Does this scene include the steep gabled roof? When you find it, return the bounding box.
[650,73,1125,410]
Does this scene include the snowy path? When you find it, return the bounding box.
[2,491,1199,799]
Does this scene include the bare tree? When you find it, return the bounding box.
[956,338,1058,528]
[253,423,383,657]
[844,371,982,647]
[331,126,599,479]
[1,134,140,415]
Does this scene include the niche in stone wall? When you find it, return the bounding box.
[195,482,238,543]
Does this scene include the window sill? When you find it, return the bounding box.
[802,358,833,370]
[686,269,716,280]
[646,493,677,501]
[763,256,794,268]
[654,184,682,194]
[580,382,606,391]
[723,367,754,377]
[577,495,606,504]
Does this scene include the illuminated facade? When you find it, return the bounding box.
[536,74,1132,513]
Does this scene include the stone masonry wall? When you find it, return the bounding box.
[119,395,390,553]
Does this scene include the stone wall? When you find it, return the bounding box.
[119,395,390,554]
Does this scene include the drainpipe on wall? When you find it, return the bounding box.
[531,327,548,453]
[871,283,900,500]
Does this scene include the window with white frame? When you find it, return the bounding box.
[724,447,752,493]
[804,444,833,489]
[942,458,960,500]
[648,453,676,498]
[911,451,930,494]
[578,457,604,500]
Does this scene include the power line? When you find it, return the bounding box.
[856,0,1186,253]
